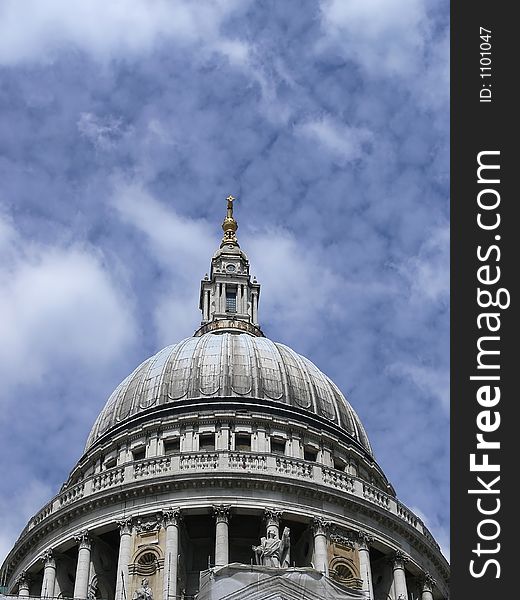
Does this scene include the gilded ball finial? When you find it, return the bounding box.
[221,195,239,246]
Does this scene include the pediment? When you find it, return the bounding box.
[217,572,361,600]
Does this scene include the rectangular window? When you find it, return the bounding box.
[271,439,286,455]
[199,433,215,451]
[104,457,117,469]
[235,434,251,452]
[133,448,146,461]
[226,291,237,313]
[333,459,346,472]
[164,439,180,454]
[304,447,318,462]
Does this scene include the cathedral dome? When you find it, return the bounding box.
[0,197,449,600]
[85,332,373,455]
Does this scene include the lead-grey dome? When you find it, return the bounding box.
[86,332,372,455]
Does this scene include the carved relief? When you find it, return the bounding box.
[135,513,163,533]
[132,578,153,600]
[328,529,362,590]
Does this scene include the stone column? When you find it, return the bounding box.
[420,573,435,600]
[16,572,30,598]
[391,551,409,600]
[312,518,330,575]
[217,423,230,451]
[237,285,242,314]
[357,532,374,599]
[115,519,133,600]
[163,509,181,600]
[203,288,209,321]
[213,505,231,566]
[254,427,267,452]
[252,292,258,324]
[290,435,302,458]
[183,426,194,452]
[73,530,92,600]
[222,283,227,313]
[148,432,158,457]
[40,549,56,599]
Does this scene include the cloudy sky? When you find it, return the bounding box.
[0,0,449,563]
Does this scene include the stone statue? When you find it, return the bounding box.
[133,578,153,600]
[252,527,290,568]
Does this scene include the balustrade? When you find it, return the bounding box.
[23,451,436,551]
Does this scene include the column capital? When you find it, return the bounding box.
[391,550,409,570]
[421,572,436,591]
[356,530,374,550]
[15,571,31,588]
[312,517,332,536]
[39,549,55,568]
[213,504,231,524]
[74,529,91,551]
[117,518,134,536]
[163,507,182,527]
[264,508,283,528]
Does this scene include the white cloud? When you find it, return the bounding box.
[297,116,372,164]
[78,112,128,150]
[0,479,54,564]
[387,361,449,410]
[320,0,429,77]
[398,224,449,303]
[111,182,215,346]
[412,504,450,561]
[0,218,136,396]
[0,0,248,65]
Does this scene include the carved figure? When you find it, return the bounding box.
[252,527,290,568]
[133,578,153,600]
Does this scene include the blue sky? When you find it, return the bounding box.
[0,0,449,562]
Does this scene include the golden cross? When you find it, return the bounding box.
[226,195,235,203]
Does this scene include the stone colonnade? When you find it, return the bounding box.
[24,509,438,600]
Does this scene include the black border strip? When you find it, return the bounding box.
[451,3,515,598]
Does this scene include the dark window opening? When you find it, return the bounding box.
[271,439,286,455]
[235,434,251,452]
[104,457,117,469]
[199,433,215,451]
[226,290,237,313]
[164,438,180,454]
[333,460,346,472]
[304,447,318,462]
[133,448,146,461]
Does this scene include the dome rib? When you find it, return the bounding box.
[85,333,373,456]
